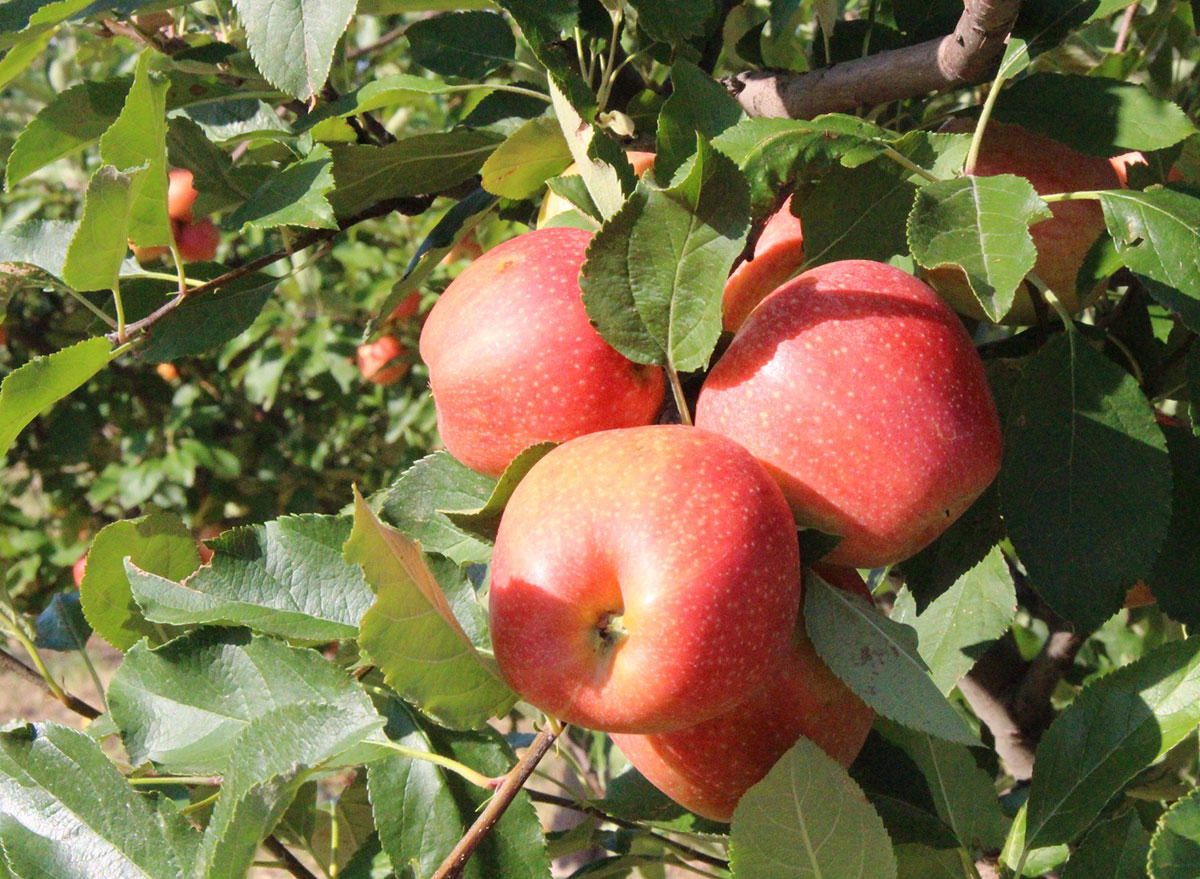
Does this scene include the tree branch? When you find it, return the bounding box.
[0,647,102,720]
[723,0,1022,119]
[262,836,320,879]
[432,725,560,879]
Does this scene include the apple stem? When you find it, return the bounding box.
[964,66,1006,176]
[1039,190,1104,203]
[374,739,504,790]
[667,365,693,426]
[431,724,562,879]
[881,147,941,183]
[1028,274,1077,328]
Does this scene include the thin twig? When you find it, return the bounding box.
[0,647,102,720]
[1114,1,1140,54]
[263,836,320,879]
[346,26,407,61]
[431,725,561,879]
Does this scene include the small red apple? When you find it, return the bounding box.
[72,553,88,588]
[357,335,409,385]
[722,195,805,332]
[611,565,875,822]
[1109,150,1184,187]
[176,219,219,262]
[1124,580,1156,609]
[696,259,1002,568]
[156,363,179,382]
[167,168,198,224]
[489,425,802,734]
[418,227,665,478]
[387,291,423,325]
[130,242,170,264]
[440,231,484,266]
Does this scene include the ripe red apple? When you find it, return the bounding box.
[419,227,665,478]
[440,230,484,266]
[72,553,88,588]
[722,195,806,332]
[357,335,409,385]
[387,291,422,324]
[696,259,1002,568]
[176,219,219,262]
[489,425,802,734]
[130,242,170,264]
[611,565,875,822]
[167,169,198,223]
[538,150,657,227]
[156,363,179,382]
[1109,150,1184,187]
[927,120,1121,325]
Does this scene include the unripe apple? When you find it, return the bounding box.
[696,259,1002,568]
[611,565,875,822]
[357,335,409,385]
[722,195,806,332]
[167,168,199,223]
[537,151,657,227]
[72,553,88,588]
[489,425,802,733]
[927,120,1121,325]
[419,227,665,478]
[176,219,219,262]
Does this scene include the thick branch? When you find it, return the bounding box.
[724,0,1022,119]
[0,647,102,720]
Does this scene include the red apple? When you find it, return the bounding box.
[927,120,1121,325]
[489,425,802,734]
[696,259,1002,568]
[440,231,484,266]
[167,168,198,223]
[1109,150,1184,187]
[357,335,409,385]
[130,242,170,264]
[387,292,423,324]
[156,363,179,382]
[176,219,219,262]
[418,227,665,478]
[611,565,875,822]
[72,553,88,588]
[722,195,806,332]
[538,150,657,227]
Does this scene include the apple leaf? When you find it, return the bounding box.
[225,143,338,231]
[166,116,248,215]
[580,136,749,371]
[443,442,557,543]
[1098,187,1200,331]
[894,845,968,879]
[1023,636,1200,851]
[0,337,112,461]
[602,767,730,835]
[345,488,516,729]
[134,272,278,362]
[655,59,743,182]
[62,165,138,294]
[1149,788,1200,879]
[849,732,961,850]
[907,174,1051,322]
[479,117,573,200]
[107,626,381,775]
[805,571,977,745]
[891,545,1017,694]
[1061,812,1151,879]
[1149,426,1200,626]
[1000,332,1171,630]
[125,514,373,641]
[0,723,201,879]
[232,0,355,100]
[1001,806,1071,878]
[406,10,516,80]
[800,159,916,268]
[33,591,92,653]
[549,77,636,221]
[628,0,716,45]
[730,736,898,879]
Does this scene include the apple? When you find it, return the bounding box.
[167,168,199,223]
[131,242,170,264]
[1124,580,1155,609]
[926,120,1121,325]
[696,259,1002,568]
[489,424,802,734]
[722,195,806,332]
[72,553,88,588]
[156,363,179,382]
[176,219,219,262]
[1109,150,1184,187]
[357,335,409,385]
[537,150,657,227]
[440,230,484,266]
[387,291,422,324]
[611,565,875,822]
[418,227,665,478]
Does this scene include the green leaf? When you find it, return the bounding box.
[34,592,92,652]
[345,489,516,729]
[580,137,749,370]
[98,51,173,250]
[443,442,557,543]
[232,0,356,99]
[1098,188,1200,331]
[406,11,516,79]
[628,0,716,44]
[0,27,51,92]
[135,272,278,362]
[878,721,1005,850]
[78,511,198,651]
[1002,806,1071,878]
[891,546,1017,694]
[62,165,137,294]
[126,514,373,641]
[329,130,503,217]
[225,144,337,231]
[1061,812,1151,879]
[1000,332,1172,629]
[730,736,897,879]
[107,627,381,774]
[549,77,635,221]
[1013,0,1100,56]
[1149,788,1200,879]
[908,175,1052,322]
[800,159,916,267]
[805,571,977,745]
[166,116,248,215]
[1149,426,1200,626]
[655,59,743,181]
[0,220,76,303]
[295,73,497,133]
[994,75,1197,156]
[0,337,111,460]
[1024,636,1200,850]
[602,767,729,835]
[0,723,200,879]
[368,699,548,879]
[377,451,496,566]
[479,117,572,199]
[894,845,969,879]
[0,0,94,50]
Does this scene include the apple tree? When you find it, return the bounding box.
[1,1,1199,878]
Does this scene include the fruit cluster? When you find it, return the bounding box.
[130,169,220,264]
[407,125,1124,820]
